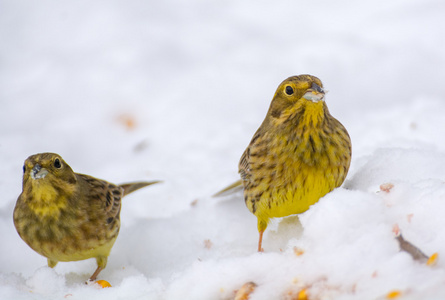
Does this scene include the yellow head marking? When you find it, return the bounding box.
[268,75,326,128]
[22,153,77,219]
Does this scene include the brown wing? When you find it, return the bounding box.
[239,129,266,182]
[239,148,251,181]
[77,174,123,222]
[211,146,252,198]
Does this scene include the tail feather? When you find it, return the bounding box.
[119,181,161,196]
[213,179,243,197]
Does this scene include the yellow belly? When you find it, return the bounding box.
[251,166,340,221]
[244,128,350,231]
[43,237,117,263]
[14,202,119,265]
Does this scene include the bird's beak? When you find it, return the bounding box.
[303,83,325,102]
[31,164,48,180]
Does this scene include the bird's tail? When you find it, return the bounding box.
[213,179,243,197]
[119,181,161,196]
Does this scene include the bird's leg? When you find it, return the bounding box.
[86,256,108,283]
[47,258,58,268]
[257,219,268,252]
[88,266,103,282]
[258,230,264,252]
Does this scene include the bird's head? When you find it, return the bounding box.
[22,153,77,198]
[267,75,327,126]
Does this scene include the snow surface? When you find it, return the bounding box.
[2,0,445,299]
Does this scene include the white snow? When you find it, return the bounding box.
[2,0,445,299]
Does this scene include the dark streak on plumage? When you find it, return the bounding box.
[308,135,316,152]
[271,109,281,118]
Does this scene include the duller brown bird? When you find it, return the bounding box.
[14,152,159,282]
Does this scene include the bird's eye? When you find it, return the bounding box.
[54,158,62,169]
[23,165,26,173]
[285,85,294,96]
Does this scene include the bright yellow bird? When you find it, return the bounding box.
[222,75,351,251]
[13,153,159,282]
